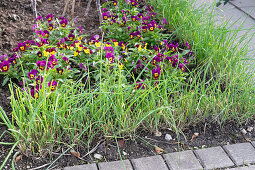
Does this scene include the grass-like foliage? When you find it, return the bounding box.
[0,0,254,165]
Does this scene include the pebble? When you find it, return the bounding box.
[247,127,254,132]
[241,128,247,135]
[94,153,103,160]
[123,151,127,156]
[165,134,172,141]
[154,130,162,137]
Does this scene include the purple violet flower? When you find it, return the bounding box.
[0,61,10,72]
[46,13,53,23]
[28,69,38,80]
[48,80,58,91]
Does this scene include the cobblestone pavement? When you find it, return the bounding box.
[61,1,255,170]
[60,142,255,170]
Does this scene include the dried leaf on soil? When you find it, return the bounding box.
[154,145,164,154]
[70,149,80,158]
[15,154,22,163]
[154,130,162,137]
[117,140,125,149]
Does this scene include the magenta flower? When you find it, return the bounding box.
[130,0,138,6]
[36,76,43,84]
[113,0,118,6]
[60,19,68,27]
[49,55,57,65]
[137,13,143,18]
[62,57,69,64]
[135,31,141,38]
[68,33,75,41]
[134,80,146,89]
[129,32,136,39]
[150,12,157,17]
[8,57,17,65]
[142,26,147,33]
[56,68,64,75]
[131,16,139,22]
[102,8,108,12]
[179,63,185,72]
[46,13,53,23]
[184,42,191,49]
[183,58,189,64]
[104,46,114,54]
[30,87,38,99]
[35,16,43,22]
[162,18,167,25]
[0,61,10,72]
[36,60,46,70]
[48,80,58,91]
[77,26,83,34]
[28,69,38,80]
[79,63,87,71]
[43,30,50,38]
[37,51,42,57]
[152,65,161,79]
[18,42,26,51]
[102,12,110,20]
[47,61,54,69]
[49,24,53,31]
[106,53,114,63]
[148,24,155,31]
[171,55,179,67]
[13,47,19,52]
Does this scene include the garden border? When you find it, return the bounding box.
[61,141,255,170]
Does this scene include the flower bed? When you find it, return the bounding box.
[0,0,254,167]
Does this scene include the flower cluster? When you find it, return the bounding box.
[0,0,196,96]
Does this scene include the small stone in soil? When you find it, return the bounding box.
[165,134,172,141]
[123,151,127,156]
[247,127,254,132]
[155,130,162,137]
[94,153,103,160]
[241,129,247,135]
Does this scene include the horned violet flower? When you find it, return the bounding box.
[48,80,58,91]
[0,61,10,72]
[28,69,38,80]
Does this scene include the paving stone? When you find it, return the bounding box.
[251,141,255,148]
[131,155,169,170]
[63,163,98,170]
[223,143,255,166]
[194,146,234,169]
[232,0,255,19]
[98,160,133,170]
[163,150,203,170]
[226,165,255,170]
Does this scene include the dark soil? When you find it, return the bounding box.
[0,0,254,170]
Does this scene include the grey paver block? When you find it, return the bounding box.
[163,150,203,170]
[63,163,98,170]
[251,141,255,148]
[226,165,255,170]
[232,0,255,19]
[131,155,169,170]
[223,143,255,166]
[98,160,133,170]
[194,146,234,169]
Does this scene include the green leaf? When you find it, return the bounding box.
[2,77,9,87]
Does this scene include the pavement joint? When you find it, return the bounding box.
[222,145,239,166]
[160,154,172,170]
[192,149,206,169]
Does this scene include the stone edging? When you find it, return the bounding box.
[59,141,255,170]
